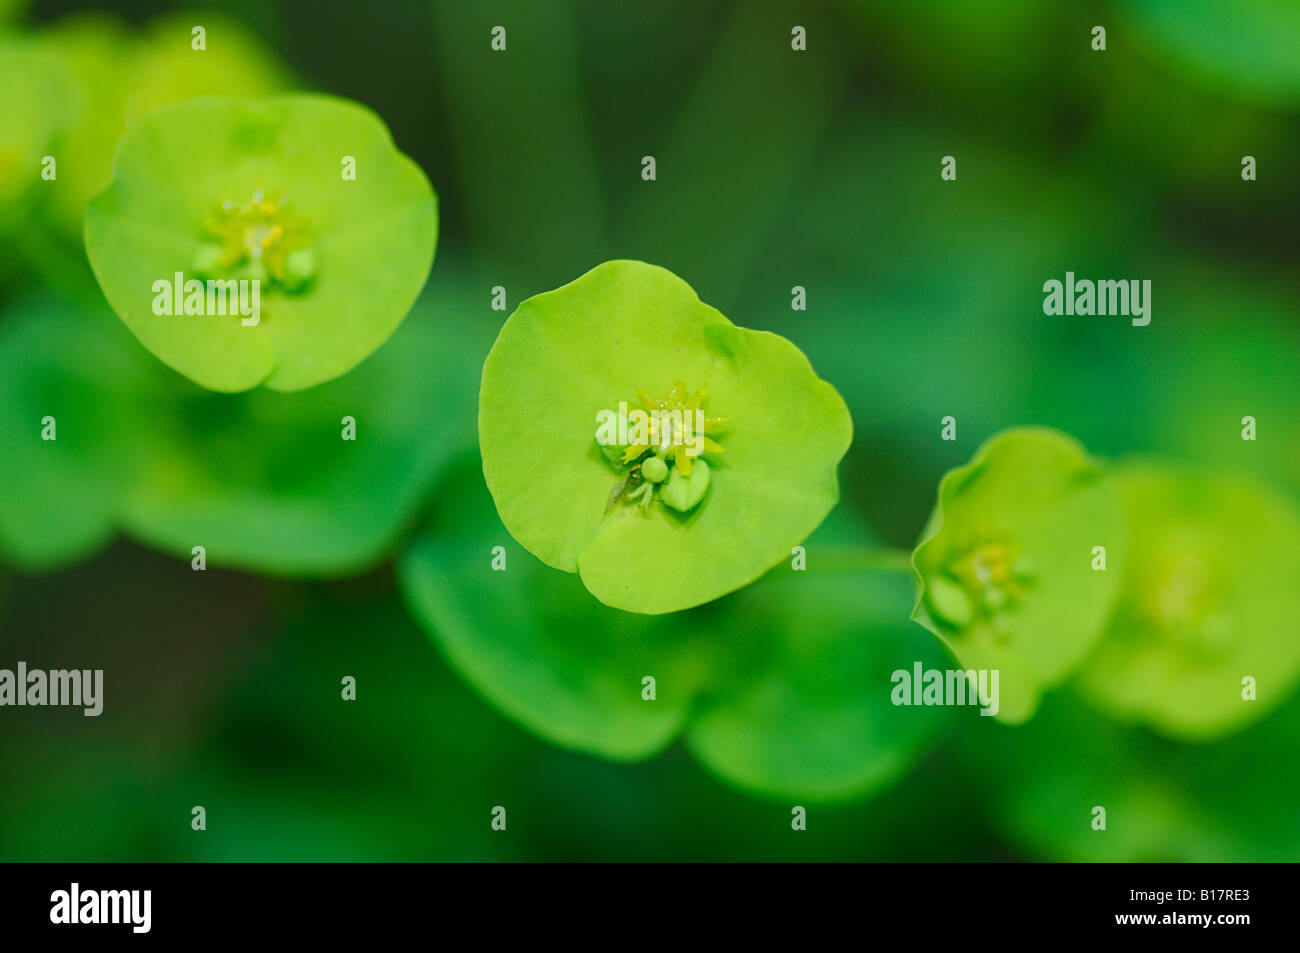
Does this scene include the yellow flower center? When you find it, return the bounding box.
[194,188,316,292]
[619,382,727,476]
[925,539,1035,635]
[598,381,729,515]
[1133,552,1232,660]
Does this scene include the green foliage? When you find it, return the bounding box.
[1078,461,1300,740]
[0,286,483,574]
[39,12,291,239]
[0,296,157,568]
[400,464,696,760]
[962,690,1300,861]
[400,466,948,802]
[479,259,852,614]
[911,428,1126,723]
[0,35,70,220]
[1126,0,1300,105]
[85,95,437,392]
[685,563,953,802]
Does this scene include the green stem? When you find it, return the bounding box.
[776,545,914,576]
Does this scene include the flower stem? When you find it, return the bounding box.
[776,545,914,576]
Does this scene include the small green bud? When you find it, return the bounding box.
[660,459,710,512]
[641,456,668,483]
[923,573,972,629]
[282,247,317,292]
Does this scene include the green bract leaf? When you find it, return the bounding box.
[400,470,948,800]
[399,463,705,760]
[126,13,293,126]
[40,15,136,238]
[0,296,157,569]
[1077,461,1300,740]
[85,94,437,392]
[0,283,483,575]
[0,35,70,218]
[119,304,480,575]
[686,563,953,803]
[478,260,852,614]
[910,427,1125,723]
[39,12,291,239]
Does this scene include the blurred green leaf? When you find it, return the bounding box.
[961,689,1300,861]
[1077,460,1300,740]
[687,563,952,803]
[127,12,294,125]
[38,15,136,239]
[38,11,292,240]
[1134,271,1300,493]
[401,464,948,801]
[400,462,703,760]
[0,296,158,569]
[1126,0,1300,106]
[0,279,485,575]
[0,34,70,219]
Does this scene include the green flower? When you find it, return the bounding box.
[479,259,852,614]
[40,12,291,240]
[85,94,437,392]
[597,381,729,515]
[1078,461,1300,740]
[911,427,1126,723]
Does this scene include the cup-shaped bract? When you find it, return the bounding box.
[478,260,852,614]
[1078,461,1300,740]
[910,427,1126,723]
[85,95,437,392]
[41,12,291,239]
